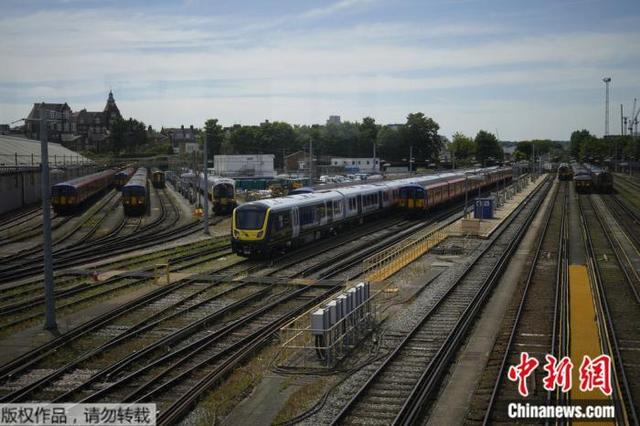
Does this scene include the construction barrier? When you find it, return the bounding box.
[362,226,448,282]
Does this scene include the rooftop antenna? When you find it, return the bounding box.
[603,77,611,137]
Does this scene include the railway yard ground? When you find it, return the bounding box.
[0,171,638,425]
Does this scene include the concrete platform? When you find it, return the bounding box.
[448,175,547,239]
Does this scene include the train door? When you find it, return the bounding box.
[291,207,300,238]
[357,195,362,214]
[378,191,383,209]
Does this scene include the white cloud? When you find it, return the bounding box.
[0,5,638,139]
[300,0,377,19]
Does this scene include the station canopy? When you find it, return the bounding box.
[0,134,93,167]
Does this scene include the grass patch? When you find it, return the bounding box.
[272,377,331,425]
[193,345,280,426]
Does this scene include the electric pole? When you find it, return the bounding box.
[603,77,611,137]
[40,104,57,330]
[203,136,210,235]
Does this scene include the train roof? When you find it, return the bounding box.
[237,167,505,212]
[53,169,115,188]
[115,167,135,177]
[123,167,148,188]
[574,174,592,180]
[583,163,609,174]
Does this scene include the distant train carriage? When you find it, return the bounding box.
[398,167,512,213]
[114,167,136,189]
[209,177,236,215]
[558,163,573,181]
[593,170,613,193]
[151,168,166,189]
[51,169,116,215]
[573,165,592,193]
[584,164,613,193]
[122,168,148,216]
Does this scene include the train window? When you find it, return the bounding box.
[300,206,315,225]
[383,192,388,202]
[316,204,326,220]
[235,207,266,229]
[274,214,285,231]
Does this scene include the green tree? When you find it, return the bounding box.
[569,129,592,158]
[401,113,441,164]
[229,125,260,154]
[259,121,297,168]
[109,117,148,155]
[474,130,503,165]
[376,125,404,161]
[450,132,476,165]
[358,116,379,158]
[579,136,608,162]
[204,118,225,157]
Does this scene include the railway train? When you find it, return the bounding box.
[114,167,136,189]
[122,167,149,216]
[208,177,236,215]
[573,165,592,193]
[557,163,573,181]
[231,167,511,257]
[584,164,613,193]
[51,169,116,215]
[151,168,166,189]
[398,167,512,213]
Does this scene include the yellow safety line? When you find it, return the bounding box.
[568,264,613,425]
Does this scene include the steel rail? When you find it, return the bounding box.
[578,195,639,425]
[331,176,550,425]
[481,181,567,424]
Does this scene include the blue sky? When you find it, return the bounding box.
[1,0,639,140]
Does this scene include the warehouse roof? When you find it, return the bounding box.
[0,134,93,166]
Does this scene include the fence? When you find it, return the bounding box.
[362,225,449,282]
[0,153,92,167]
[278,281,395,368]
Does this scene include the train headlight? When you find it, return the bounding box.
[257,231,263,238]
[233,230,239,238]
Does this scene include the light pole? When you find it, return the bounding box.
[39,105,56,330]
[463,175,468,219]
[203,136,210,235]
[603,77,611,137]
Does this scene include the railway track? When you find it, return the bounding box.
[331,176,551,425]
[603,194,640,251]
[467,180,568,423]
[0,198,474,424]
[0,205,43,234]
[0,188,202,283]
[0,239,233,334]
[0,205,41,229]
[578,195,640,424]
[0,189,122,260]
